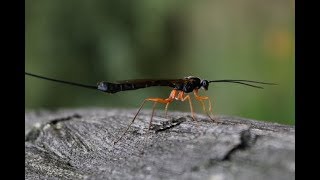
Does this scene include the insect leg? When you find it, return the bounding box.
[164,89,178,118]
[165,103,169,118]
[144,97,175,129]
[149,102,157,130]
[177,91,198,122]
[196,97,210,118]
[113,90,177,144]
[144,90,178,129]
[193,89,216,122]
[113,99,148,144]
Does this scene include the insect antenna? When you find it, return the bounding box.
[25,72,98,90]
[208,80,277,89]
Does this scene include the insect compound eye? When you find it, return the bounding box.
[201,80,209,90]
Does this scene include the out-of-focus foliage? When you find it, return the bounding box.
[25,0,294,125]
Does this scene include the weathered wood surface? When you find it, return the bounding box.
[25,108,295,180]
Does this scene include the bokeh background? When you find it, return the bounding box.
[25,0,294,125]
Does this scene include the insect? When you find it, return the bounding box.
[25,72,276,144]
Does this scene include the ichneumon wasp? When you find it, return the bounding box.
[25,72,276,144]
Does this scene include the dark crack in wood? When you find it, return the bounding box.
[151,117,186,133]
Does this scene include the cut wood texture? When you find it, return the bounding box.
[25,108,294,180]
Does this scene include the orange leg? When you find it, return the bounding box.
[164,90,177,118]
[165,103,169,118]
[146,89,178,129]
[149,102,157,130]
[145,97,174,130]
[193,89,215,122]
[176,91,197,121]
[113,90,177,145]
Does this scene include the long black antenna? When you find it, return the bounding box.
[209,80,277,89]
[25,72,97,90]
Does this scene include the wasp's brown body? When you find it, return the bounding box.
[97,76,207,94]
[25,72,275,144]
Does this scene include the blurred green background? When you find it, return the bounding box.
[25,0,294,125]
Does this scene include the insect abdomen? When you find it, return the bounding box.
[97,80,178,93]
[97,82,119,93]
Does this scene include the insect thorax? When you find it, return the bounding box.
[175,76,202,93]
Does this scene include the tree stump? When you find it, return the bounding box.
[25,108,294,180]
